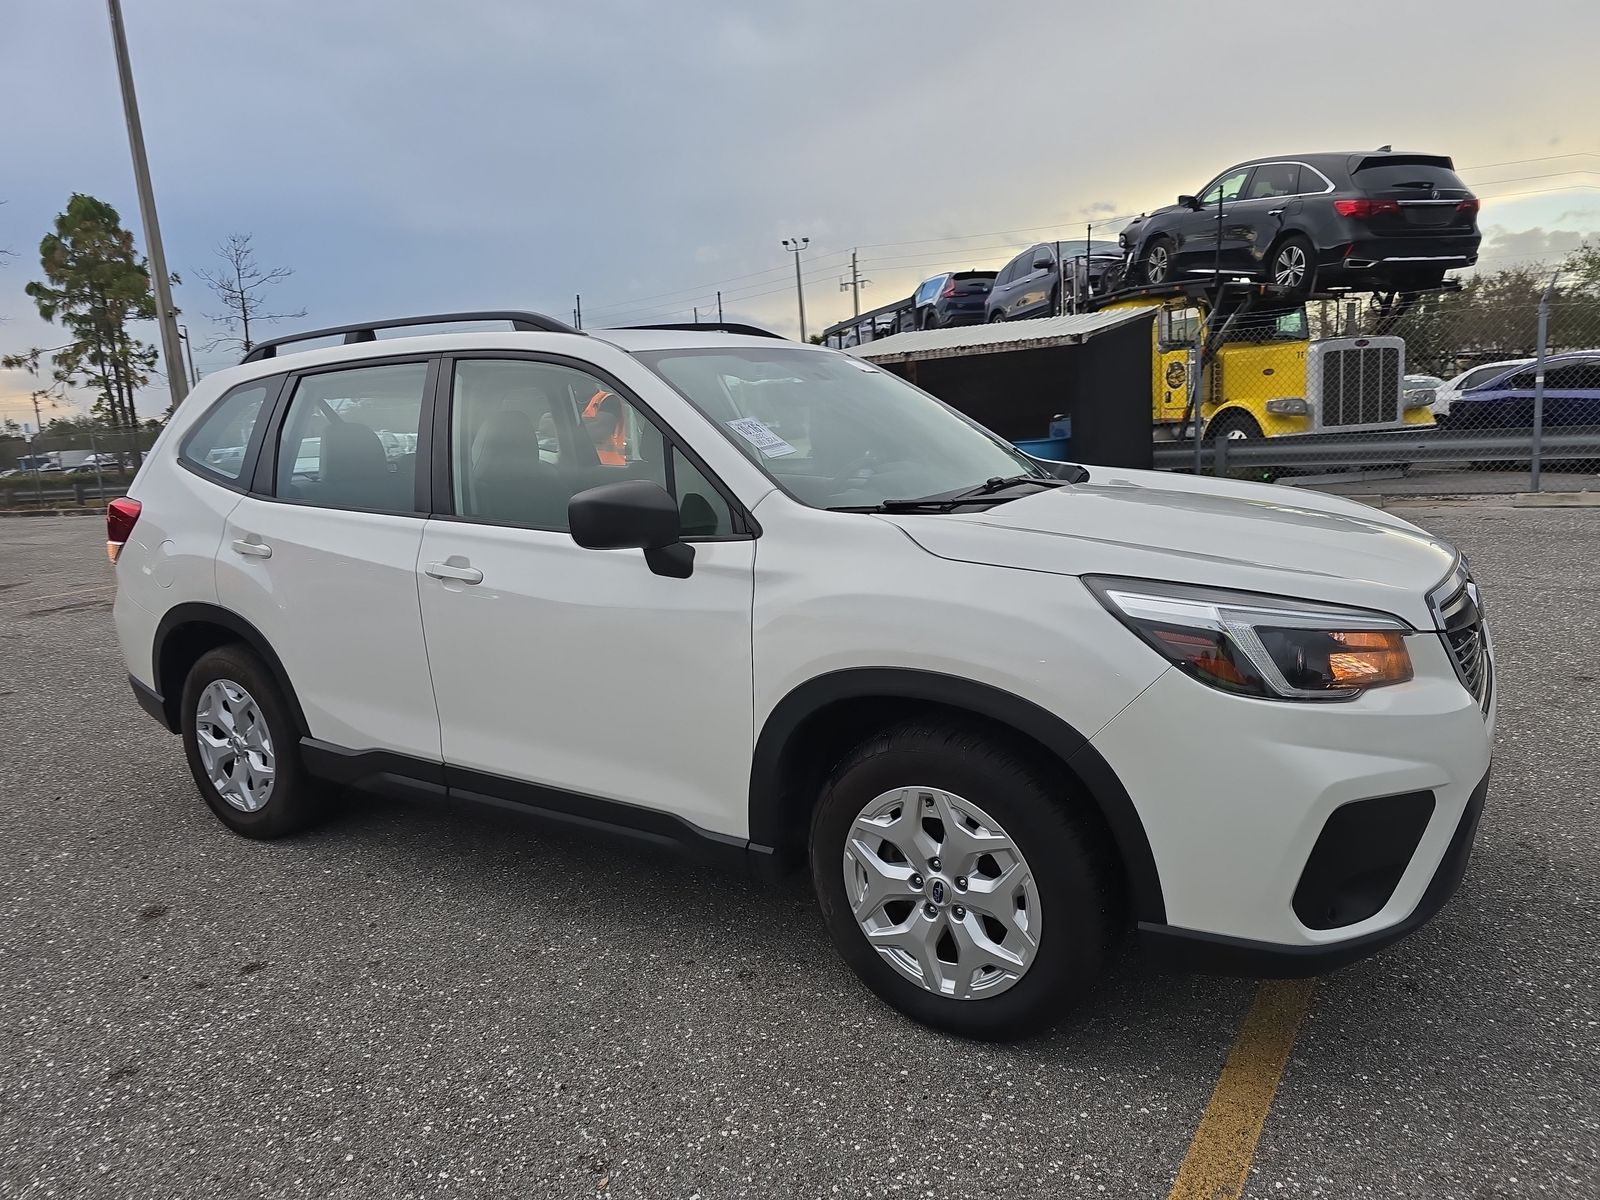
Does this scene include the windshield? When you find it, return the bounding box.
[635,346,1043,510]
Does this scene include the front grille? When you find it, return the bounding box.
[1320,344,1401,427]
[1433,567,1493,714]
[1444,622,1491,708]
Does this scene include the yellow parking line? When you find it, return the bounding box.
[1166,979,1316,1200]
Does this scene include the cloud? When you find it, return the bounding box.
[1479,224,1600,266]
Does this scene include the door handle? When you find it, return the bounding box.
[1268,208,1285,216]
[231,538,272,559]
[425,561,483,584]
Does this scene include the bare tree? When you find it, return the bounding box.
[196,233,305,354]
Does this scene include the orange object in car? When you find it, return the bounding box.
[582,389,626,465]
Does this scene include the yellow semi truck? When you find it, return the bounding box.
[1096,289,1435,440]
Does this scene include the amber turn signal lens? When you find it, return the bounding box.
[1326,630,1412,687]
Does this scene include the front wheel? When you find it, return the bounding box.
[810,720,1119,1040]
[988,309,1006,323]
[1143,236,1176,285]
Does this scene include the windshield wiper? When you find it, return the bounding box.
[829,474,1073,514]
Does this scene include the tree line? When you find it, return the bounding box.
[2,193,302,457]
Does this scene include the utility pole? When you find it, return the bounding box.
[693,306,700,323]
[716,292,723,322]
[840,249,870,318]
[106,0,187,412]
[574,294,582,330]
[782,237,809,340]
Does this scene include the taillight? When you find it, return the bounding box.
[106,496,141,563]
[1333,198,1401,219]
[1457,197,1480,216]
[941,280,958,298]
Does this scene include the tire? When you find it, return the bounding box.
[1048,287,1060,317]
[988,310,1007,323]
[809,719,1119,1040]
[1205,411,1274,482]
[920,309,940,331]
[1143,236,1176,285]
[1266,234,1316,295]
[180,643,322,839]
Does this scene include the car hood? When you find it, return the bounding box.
[882,468,1457,629]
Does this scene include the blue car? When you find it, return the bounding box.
[1449,353,1600,428]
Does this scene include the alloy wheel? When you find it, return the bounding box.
[1273,244,1307,288]
[1147,244,1170,283]
[194,678,276,812]
[842,786,1041,999]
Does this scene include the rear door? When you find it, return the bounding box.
[415,353,756,838]
[1013,245,1055,317]
[940,272,993,324]
[216,357,441,758]
[1236,162,1301,273]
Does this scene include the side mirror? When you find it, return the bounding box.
[568,479,694,578]
[1032,257,1054,271]
[1179,194,1201,211]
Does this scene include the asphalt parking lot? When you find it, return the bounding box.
[1,506,1596,1200]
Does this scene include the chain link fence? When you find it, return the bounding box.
[0,427,154,510]
[1152,279,1600,495]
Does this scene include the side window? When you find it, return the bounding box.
[672,449,734,537]
[1162,306,1202,348]
[274,362,427,512]
[1200,169,1251,206]
[451,358,666,530]
[1462,364,1511,389]
[1548,362,1600,389]
[180,380,272,481]
[916,277,943,305]
[1246,163,1300,200]
[1502,370,1536,389]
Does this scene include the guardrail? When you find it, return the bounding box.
[0,479,131,508]
[1152,426,1600,473]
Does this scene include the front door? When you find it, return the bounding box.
[216,357,441,758]
[416,354,756,839]
[1179,167,1253,273]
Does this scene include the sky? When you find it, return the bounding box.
[2,0,1598,425]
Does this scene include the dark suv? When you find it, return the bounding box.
[910,270,996,329]
[986,241,1122,322]
[1119,151,1480,295]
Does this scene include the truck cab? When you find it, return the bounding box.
[1099,288,1436,439]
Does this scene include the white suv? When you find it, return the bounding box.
[111,311,1495,1039]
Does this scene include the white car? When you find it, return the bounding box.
[109,312,1495,1039]
[1430,359,1531,420]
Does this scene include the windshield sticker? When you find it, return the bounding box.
[726,417,797,458]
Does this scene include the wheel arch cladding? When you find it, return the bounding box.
[152,603,309,736]
[749,667,1166,923]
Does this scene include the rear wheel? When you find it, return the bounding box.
[1206,410,1275,481]
[1143,236,1176,285]
[988,309,1006,323]
[1268,234,1316,295]
[810,720,1119,1040]
[180,644,322,838]
[920,309,941,331]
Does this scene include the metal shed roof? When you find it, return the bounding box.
[844,308,1151,365]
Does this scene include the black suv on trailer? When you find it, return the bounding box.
[1119,151,1480,295]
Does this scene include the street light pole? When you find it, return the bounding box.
[106,0,188,412]
[782,237,809,341]
[178,324,200,385]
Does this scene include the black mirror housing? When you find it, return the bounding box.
[569,480,682,551]
[1032,258,1053,271]
[1179,194,1201,211]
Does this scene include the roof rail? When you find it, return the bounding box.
[241,311,583,363]
[610,322,786,340]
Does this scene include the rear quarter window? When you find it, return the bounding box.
[179,380,274,481]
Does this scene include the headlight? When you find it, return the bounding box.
[1402,389,1435,410]
[1086,578,1414,701]
[1265,397,1308,415]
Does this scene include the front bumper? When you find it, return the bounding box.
[1089,630,1494,963]
[1140,766,1489,976]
